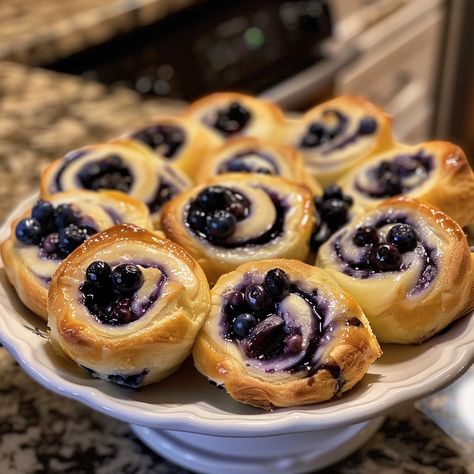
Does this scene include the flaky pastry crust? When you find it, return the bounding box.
[160,174,315,285]
[193,259,381,409]
[48,224,210,386]
[286,95,393,186]
[338,141,474,227]
[317,197,474,343]
[1,190,152,320]
[184,92,286,142]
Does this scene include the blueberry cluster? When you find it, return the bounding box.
[310,185,353,251]
[224,268,303,359]
[300,111,377,149]
[353,223,417,272]
[300,110,348,148]
[80,261,145,325]
[186,186,250,242]
[212,102,251,137]
[15,200,96,258]
[131,124,185,158]
[78,154,132,193]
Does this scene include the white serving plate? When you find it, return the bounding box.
[1,196,473,473]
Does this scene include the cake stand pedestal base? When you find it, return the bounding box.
[131,416,384,474]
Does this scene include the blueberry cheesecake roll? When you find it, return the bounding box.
[1,191,152,320]
[193,259,381,409]
[123,116,220,178]
[160,175,314,285]
[338,141,474,227]
[317,197,474,344]
[286,96,392,186]
[184,92,286,141]
[48,224,210,387]
[41,139,191,227]
[194,136,322,194]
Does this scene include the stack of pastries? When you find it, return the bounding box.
[2,92,474,410]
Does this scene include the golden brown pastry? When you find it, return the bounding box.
[122,115,221,178]
[40,139,191,227]
[1,191,152,320]
[160,174,315,285]
[193,259,381,409]
[316,197,474,344]
[194,136,322,194]
[338,141,474,227]
[184,92,286,141]
[285,96,393,186]
[48,224,210,387]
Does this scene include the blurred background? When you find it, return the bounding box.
[1,0,473,152]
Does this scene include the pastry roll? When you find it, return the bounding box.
[40,139,191,227]
[1,191,152,320]
[317,197,474,344]
[184,92,286,141]
[160,174,315,285]
[48,224,210,387]
[338,141,474,227]
[193,259,381,409]
[123,116,220,178]
[286,96,393,186]
[194,136,322,194]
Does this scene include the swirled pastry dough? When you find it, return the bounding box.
[317,197,474,343]
[160,174,315,285]
[184,92,286,141]
[194,136,322,194]
[40,139,191,227]
[285,96,393,186]
[1,191,152,320]
[338,141,474,227]
[48,224,210,387]
[123,116,221,178]
[193,259,381,409]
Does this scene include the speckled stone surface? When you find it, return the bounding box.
[0,61,473,474]
[0,0,197,65]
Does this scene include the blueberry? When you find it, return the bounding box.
[78,162,101,185]
[244,314,285,358]
[15,218,42,245]
[233,313,258,339]
[81,280,111,307]
[320,199,349,231]
[224,291,245,312]
[86,261,112,285]
[41,233,59,255]
[99,154,123,171]
[244,284,272,312]
[54,204,77,229]
[205,210,236,240]
[187,208,207,233]
[323,185,343,201]
[353,226,379,247]
[31,200,54,228]
[382,174,403,196]
[301,122,325,148]
[310,222,332,251]
[376,161,393,178]
[108,298,136,325]
[58,224,87,256]
[285,334,303,354]
[358,116,377,135]
[369,243,402,271]
[132,125,185,158]
[264,268,290,299]
[314,196,324,210]
[82,225,98,236]
[387,224,417,252]
[225,158,248,173]
[213,102,251,136]
[229,201,248,220]
[194,186,234,211]
[111,264,144,293]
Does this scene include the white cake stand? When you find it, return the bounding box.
[0,198,473,474]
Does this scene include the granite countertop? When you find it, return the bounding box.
[0,61,473,474]
[0,0,199,65]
